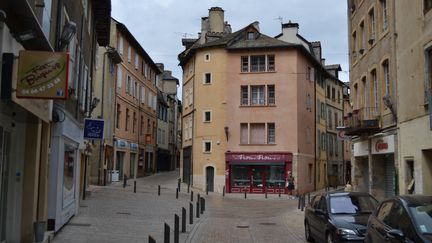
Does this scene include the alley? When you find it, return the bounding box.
[53,171,306,243]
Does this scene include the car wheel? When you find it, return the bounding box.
[304,221,313,242]
[326,232,334,243]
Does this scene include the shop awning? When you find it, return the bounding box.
[229,161,285,166]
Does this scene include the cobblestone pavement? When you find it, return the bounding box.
[53,171,307,243]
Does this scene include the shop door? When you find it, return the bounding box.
[251,166,265,192]
[384,155,396,198]
[0,127,10,242]
[206,167,214,192]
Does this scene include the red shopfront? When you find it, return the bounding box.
[225,152,293,194]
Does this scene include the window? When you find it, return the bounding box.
[240,123,248,144]
[383,60,390,96]
[317,100,321,120]
[427,48,432,104]
[203,111,211,122]
[126,75,131,94]
[148,93,152,108]
[134,54,139,69]
[251,86,265,105]
[127,46,131,63]
[317,131,321,151]
[359,21,365,53]
[247,32,254,40]
[328,110,332,128]
[133,112,136,133]
[250,123,265,144]
[368,8,376,45]
[332,87,336,101]
[241,86,248,105]
[268,55,275,71]
[118,36,124,55]
[141,86,145,103]
[380,0,388,32]
[125,108,129,131]
[116,104,121,129]
[327,86,331,98]
[321,103,326,120]
[203,141,211,153]
[140,115,144,135]
[334,113,338,128]
[337,91,341,103]
[308,164,312,184]
[134,82,138,98]
[204,73,212,84]
[241,55,275,73]
[362,76,368,107]
[426,0,432,13]
[371,69,379,111]
[204,53,210,62]
[251,55,266,72]
[117,66,122,88]
[268,85,275,105]
[267,123,275,144]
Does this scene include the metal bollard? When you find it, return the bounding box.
[301,195,305,211]
[279,188,281,198]
[187,183,190,193]
[190,191,193,202]
[158,185,161,196]
[164,223,170,243]
[134,180,136,193]
[200,198,204,214]
[123,174,127,188]
[177,178,181,192]
[196,201,200,218]
[197,193,200,202]
[265,188,268,199]
[182,207,186,233]
[189,203,193,224]
[149,235,156,243]
[174,214,179,243]
[176,188,179,199]
[206,184,208,195]
[244,187,247,199]
[202,198,206,212]
[298,195,301,209]
[223,186,225,197]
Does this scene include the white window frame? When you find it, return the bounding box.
[204,53,210,62]
[117,66,122,89]
[118,36,124,55]
[203,110,212,123]
[203,72,212,85]
[203,140,212,153]
[127,46,131,63]
[134,54,139,69]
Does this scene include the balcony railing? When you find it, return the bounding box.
[343,107,381,136]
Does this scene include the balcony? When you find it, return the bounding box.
[342,107,381,136]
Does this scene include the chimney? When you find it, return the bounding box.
[321,58,326,66]
[208,7,224,33]
[311,41,322,61]
[252,21,260,32]
[281,21,299,43]
[156,63,164,72]
[224,21,232,34]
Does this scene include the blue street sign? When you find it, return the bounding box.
[84,119,104,139]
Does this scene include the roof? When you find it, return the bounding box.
[325,64,342,71]
[114,19,161,74]
[163,70,179,85]
[93,0,111,47]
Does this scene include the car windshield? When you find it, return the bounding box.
[329,195,377,214]
[409,204,432,235]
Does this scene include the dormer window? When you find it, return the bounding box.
[247,32,255,40]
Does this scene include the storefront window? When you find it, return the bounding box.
[265,165,285,188]
[231,165,249,187]
[251,167,264,187]
[63,142,76,207]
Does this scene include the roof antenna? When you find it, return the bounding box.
[275,16,283,25]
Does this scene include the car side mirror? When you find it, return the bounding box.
[315,209,326,216]
[387,229,405,240]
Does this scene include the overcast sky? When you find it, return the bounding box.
[112,0,349,97]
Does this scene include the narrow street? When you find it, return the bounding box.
[53,171,306,243]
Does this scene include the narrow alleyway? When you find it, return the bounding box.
[53,171,306,243]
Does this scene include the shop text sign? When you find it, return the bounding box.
[226,153,292,162]
[372,135,395,154]
[17,50,69,99]
[84,119,104,139]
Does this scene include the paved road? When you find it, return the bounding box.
[53,171,307,243]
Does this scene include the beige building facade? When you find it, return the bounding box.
[179,8,319,194]
[396,1,432,195]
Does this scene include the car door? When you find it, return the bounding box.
[315,196,329,242]
[368,201,395,242]
[306,195,321,239]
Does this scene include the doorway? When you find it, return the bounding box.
[206,166,214,192]
[0,127,10,242]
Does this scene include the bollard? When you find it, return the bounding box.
[223,186,225,197]
[301,195,305,211]
[158,185,161,196]
[177,178,181,192]
[197,193,200,203]
[176,188,179,199]
[174,214,179,243]
[189,203,193,224]
[244,187,247,199]
[164,223,170,243]
[200,198,204,214]
[206,184,208,195]
[123,174,127,188]
[265,188,267,199]
[279,188,281,198]
[187,183,190,193]
[298,195,301,209]
[202,198,206,212]
[134,180,136,193]
[196,201,200,218]
[190,191,193,202]
[149,235,156,243]
[181,207,186,233]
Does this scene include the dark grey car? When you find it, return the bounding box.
[304,191,378,243]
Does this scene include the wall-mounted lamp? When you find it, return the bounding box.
[383,95,397,122]
[59,20,77,50]
[224,126,229,141]
[90,97,100,114]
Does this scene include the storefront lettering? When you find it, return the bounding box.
[375,139,388,152]
[228,154,290,161]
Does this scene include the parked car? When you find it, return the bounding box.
[365,195,432,243]
[304,191,378,242]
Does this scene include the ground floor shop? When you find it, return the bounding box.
[225,152,292,194]
[352,133,397,200]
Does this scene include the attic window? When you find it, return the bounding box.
[247,32,255,40]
